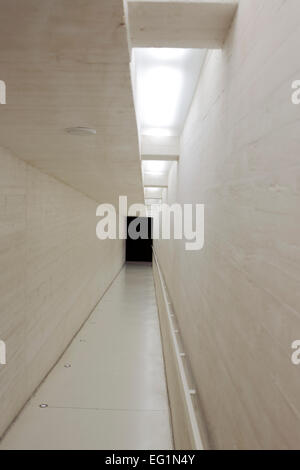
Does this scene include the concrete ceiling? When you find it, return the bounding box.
[0,0,144,207]
[127,0,238,49]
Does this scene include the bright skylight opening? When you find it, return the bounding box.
[147,48,188,61]
[137,66,183,132]
[132,47,206,204]
[133,48,207,137]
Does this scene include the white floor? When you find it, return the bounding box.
[0,264,173,450]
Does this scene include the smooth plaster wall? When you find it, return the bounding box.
[0,147,124,437]
[155,0,300,449]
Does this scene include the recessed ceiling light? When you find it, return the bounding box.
[64,363,71,368]
[65,127,96,136]
[39,404,48,408]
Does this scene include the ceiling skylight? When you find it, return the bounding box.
[133,48,207,137]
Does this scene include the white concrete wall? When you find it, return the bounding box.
[0,147,124,437]
[155,0,300,449]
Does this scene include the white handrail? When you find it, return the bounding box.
[153,248,205,450]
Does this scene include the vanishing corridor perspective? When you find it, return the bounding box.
[0,0,300,451]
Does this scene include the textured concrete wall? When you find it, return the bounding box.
[0,147,124,437]
[155,0,300,449]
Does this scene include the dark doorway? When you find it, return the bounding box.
[126,217,152,263]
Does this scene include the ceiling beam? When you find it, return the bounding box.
[142,154,179,161]
[141,135,179,160]
[144,184,168,188]
[127,1,238,49]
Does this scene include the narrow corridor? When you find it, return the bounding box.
[0,265,173,450]
[1,0,299,451]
